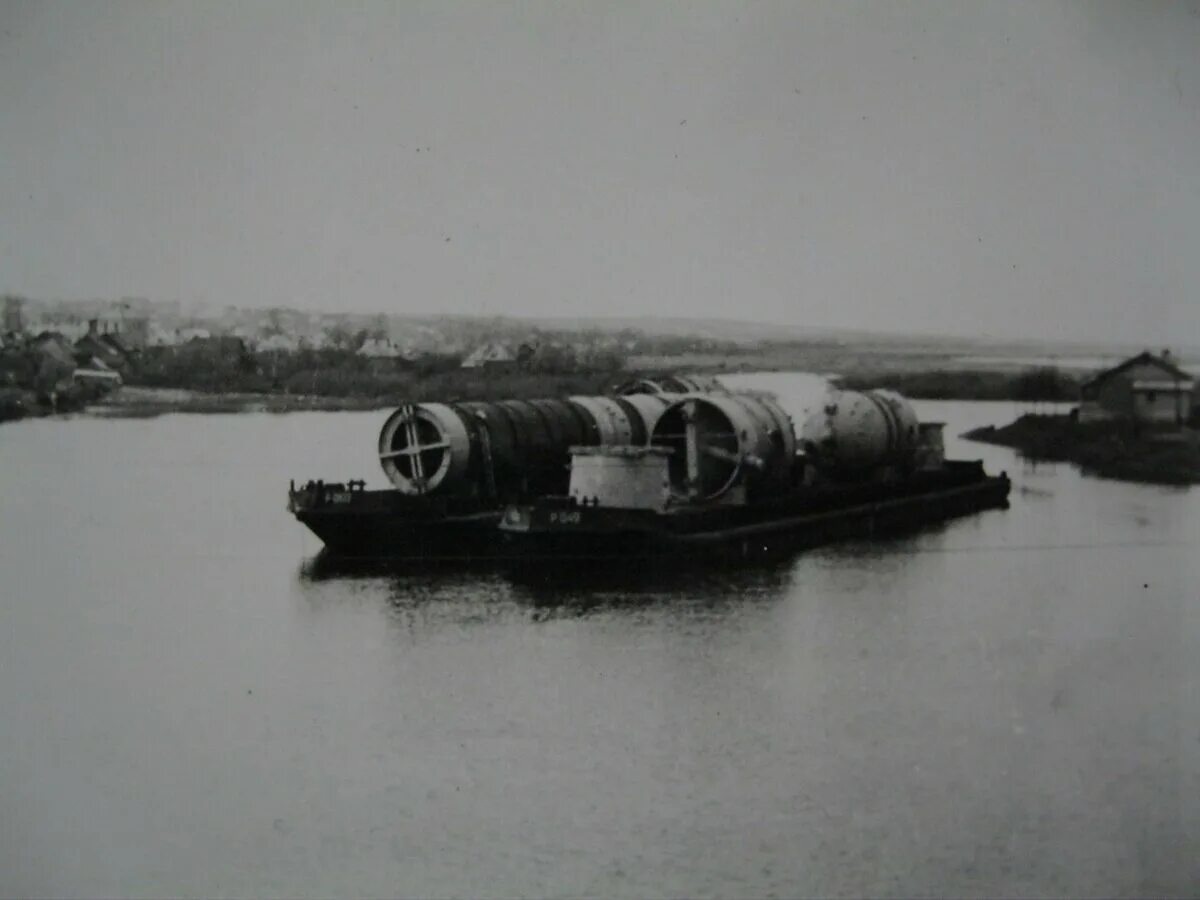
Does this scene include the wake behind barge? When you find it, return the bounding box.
[289,381,1011,563]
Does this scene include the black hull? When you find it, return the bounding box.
[289,484,501,560]
[500,464,1012,564]
[295,508,501,559]
[289,462,1010,565]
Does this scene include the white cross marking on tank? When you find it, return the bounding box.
[401,405,426,486]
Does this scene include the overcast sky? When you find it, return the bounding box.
[2,1,1198,344]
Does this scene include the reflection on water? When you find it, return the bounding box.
[1,382,1197,899]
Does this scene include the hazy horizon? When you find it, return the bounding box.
[3,1,1199,345]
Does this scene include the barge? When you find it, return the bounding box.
[499,456,1010,562]
[289,380,1012,563]
[499,391,1011,562]
[288,375,722,560]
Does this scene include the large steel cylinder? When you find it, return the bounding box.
[613,373,725,395]
[568,395,636,445]
[667,374,724,393]
[377,403,473,497]
[650,393,796,502]
[798,388,920,472]
[612,393,672,445]
[378,393,676,497]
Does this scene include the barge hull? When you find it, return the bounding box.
[289,485,500,560]
[500,471,1011,563]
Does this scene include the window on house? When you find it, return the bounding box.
[1146,391,1156,403]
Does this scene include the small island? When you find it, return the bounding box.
[964,351,1200,486]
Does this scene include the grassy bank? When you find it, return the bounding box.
[83,369,630,419]
[838,367,1080,401]
[964,414,1200,485]
[6,341,1090,425]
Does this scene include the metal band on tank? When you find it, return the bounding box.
[568,396,633,445]
[737,396,781,463]
[540,399,593,449]
[873,390,919,448]
[615,378,667,396]
[751,395,798,460]
[558,399,599,446]
[615,392,672,445]
[527,399,568,449]
[564,398,603,445]
[863,391,898,457]
[497,400,555,461]
[453,401,516,464]
[466,401,520,480]
[592,396,635,444]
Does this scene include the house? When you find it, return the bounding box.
[257,332,301,353]
[73,356,123,393]
[461,341,517,369]
[358,337,412,359]
[100,330,138,367]
[357,337,412,373]
[1078,350,1195,426]
[74,321,135,373]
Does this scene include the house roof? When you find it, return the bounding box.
[461,341,516,366]
[100,332,133,356]
[1081,351,1193,389]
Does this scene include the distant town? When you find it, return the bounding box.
[1,294,728,420]
[4,292,1198,435]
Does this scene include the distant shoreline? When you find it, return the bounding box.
[1,362,1087,424]
[84,386,395,418]
[964,414,1200,486]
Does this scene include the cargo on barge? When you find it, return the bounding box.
[289,381,1012,563]
[287,375,724,559]
[498,390,1011,562]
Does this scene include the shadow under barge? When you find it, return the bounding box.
[289,384,1011,565]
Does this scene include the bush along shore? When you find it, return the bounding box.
[2,338,1085,423]
[964,413,1200,485]
[86,369,630,419]
[0,340,634,423]
[838,366,1081,402]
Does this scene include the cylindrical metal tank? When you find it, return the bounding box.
[650,393,796,502]
[613,374,725,395]
[378,393,674,497]
[798,388,920,472]
[567,395,636,446]
[612,393,672,445]
[377,403,474,497]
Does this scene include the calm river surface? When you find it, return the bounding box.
[2,373,1197,898]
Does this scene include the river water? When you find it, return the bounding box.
[1,373,1197,898]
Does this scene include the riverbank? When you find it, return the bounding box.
[0,386,95,423]
[964,413,1200,485]
[80,369,633,419]
[85,387,393,417]
[4,365,1084,426]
